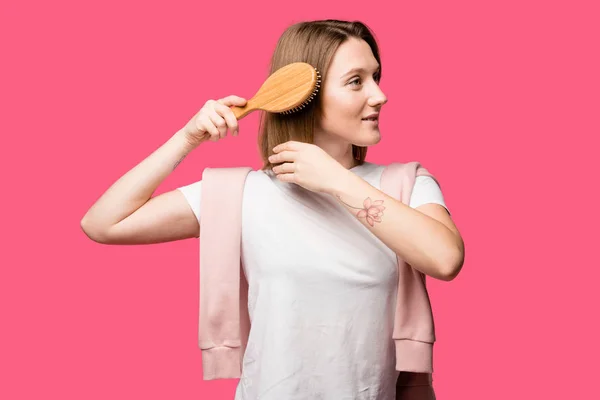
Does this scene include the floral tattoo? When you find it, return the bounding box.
[336,195,386,227]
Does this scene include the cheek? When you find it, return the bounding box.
[322,92,362,124]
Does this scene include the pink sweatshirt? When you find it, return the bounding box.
[198,162,438,381]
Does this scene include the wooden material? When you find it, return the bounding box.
[230,62,321,119]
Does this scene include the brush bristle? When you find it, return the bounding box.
[280,67,321,115]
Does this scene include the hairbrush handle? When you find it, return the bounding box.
[230,99,259,120]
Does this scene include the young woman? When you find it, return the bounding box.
[81,19,464,400]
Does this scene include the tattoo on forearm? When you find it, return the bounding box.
[173,154,187,171]
[335,195,386,227]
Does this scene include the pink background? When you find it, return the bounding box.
[2,0,598,398]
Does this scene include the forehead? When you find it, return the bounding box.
[327,37,379,75]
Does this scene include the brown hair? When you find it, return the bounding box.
[258,20,383,171]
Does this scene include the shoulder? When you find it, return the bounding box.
[176,180,202,198]
[415,175,441,189]
[411,175,449,214]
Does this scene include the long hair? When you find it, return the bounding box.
[258,20,382,171]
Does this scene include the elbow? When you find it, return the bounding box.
[438,244,465,282]
[80,216,110,244]
[439,264,462,281]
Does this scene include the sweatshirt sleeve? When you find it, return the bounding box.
[176,180,202,223]
[408,176,450,215]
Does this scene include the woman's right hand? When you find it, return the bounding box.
[180,95,247,148]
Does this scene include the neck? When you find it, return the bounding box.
[313,132,360,170]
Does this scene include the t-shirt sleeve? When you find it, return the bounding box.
[408,176,450,215]
[176,180,202,224]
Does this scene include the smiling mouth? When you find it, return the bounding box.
[362,117,379,121]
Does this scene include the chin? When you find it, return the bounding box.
[353,131,381,146]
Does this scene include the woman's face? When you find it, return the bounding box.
[315,37,388,147]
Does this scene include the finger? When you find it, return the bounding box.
[214,102,240,136]
[202,121,220,142]
[208,109,228,139]
[273,141,301,153]
[198,115,220,138]
[275,173,295,183]
[217,95,247,107]
[269,150,297,164]
[272,162,295,174]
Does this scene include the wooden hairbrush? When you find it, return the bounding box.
[230,62,321,119]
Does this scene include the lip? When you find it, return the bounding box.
[362,113,380,120]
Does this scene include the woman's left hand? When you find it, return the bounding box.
[269,141,350,194]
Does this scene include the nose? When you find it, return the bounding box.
[368,84,387,108]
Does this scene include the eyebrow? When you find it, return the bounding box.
[341,66,381,79]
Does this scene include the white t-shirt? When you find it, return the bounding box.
[177,162,448,400]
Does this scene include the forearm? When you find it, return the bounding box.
[328,170,460,281]
[81,129,197,230]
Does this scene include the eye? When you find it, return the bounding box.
[349,73,381,87]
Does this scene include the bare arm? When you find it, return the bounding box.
[269,140,464,281]
[80,95,247,245]
[331,170,464,281]
[80,129,200,244]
